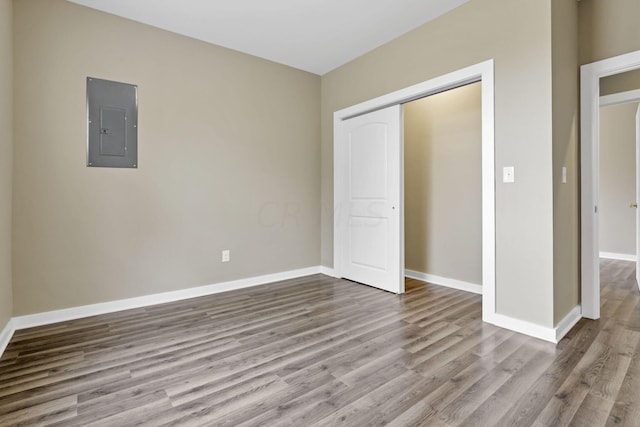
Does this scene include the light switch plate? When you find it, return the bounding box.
[562,166,567,184]
[503,166,515,183]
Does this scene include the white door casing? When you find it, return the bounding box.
[636,105,640,288]
[337,105,403,293]
[582,49,640,319]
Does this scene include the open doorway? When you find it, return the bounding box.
[404,82,483,296]
[580,50,640,319]
[599,98,640,263]
[598,96,640,309]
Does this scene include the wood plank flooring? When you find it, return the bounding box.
[0,259,639,426]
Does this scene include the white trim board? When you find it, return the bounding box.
[599,252,637,262]
[405,270,579,343]
[9,266,322,332]
[333,59,496,326]
[485,305,581,344]
[0,319,15,357]
[581,49,640,319]
[555,306,582,343]
[0,261,581,357]
[600,89,640,107]
[487,313,556,343]
[405,270,482,295]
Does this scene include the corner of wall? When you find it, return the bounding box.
[551,0,580,326]
[0,0,14,336]
[11,0,322,315]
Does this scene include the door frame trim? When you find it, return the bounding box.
[599,89,640,107]
[581,49,640,319]
[636,105,640,290]
[333,59,496,323]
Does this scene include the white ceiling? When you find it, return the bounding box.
[67,0,469,75]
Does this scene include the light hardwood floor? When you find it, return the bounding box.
[0,259,639,426]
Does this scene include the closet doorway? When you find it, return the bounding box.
[404,82,483,296]
[333,60,497,323]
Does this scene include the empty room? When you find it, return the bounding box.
[1,0,639,425]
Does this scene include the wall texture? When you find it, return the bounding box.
[12,0,321,315]
[551,0,579,325]
[579,0,640,65]
[599,103,638,256]
[590,0,640,99]
[10,0,636,332]
[321,0,555,327]
[0,0,13,328]
[404,83,482,285]
[577,0,640,318]
[601,70,640,97]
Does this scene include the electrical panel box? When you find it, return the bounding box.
[87,77,138,168]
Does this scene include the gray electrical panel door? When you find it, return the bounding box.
[87,77,138,168]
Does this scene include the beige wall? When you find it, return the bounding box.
[601,70,640,97]
[322,0,556,327]
[404,83,482,285]
[579,0,640,65]
[12,0,321,315]
[10,0,632,332]
[577,0,640,317]
[551,0,579,325]
[0,0,13,328]
[599,103,638,256]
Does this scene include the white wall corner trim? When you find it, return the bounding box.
[9,266,322,333]
[405,270,482,294]
[0,319,16,357]
[555,305,582,343]
[599,252,637,262]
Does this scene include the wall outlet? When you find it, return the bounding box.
[222,250,230,263]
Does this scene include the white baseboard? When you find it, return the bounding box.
[600,89,640,107]
[405,270,482,295]
[484,304,582,344]
[320,266,338,277]
[327,268,573,343]
[599,252,636,262]
[0,265,584,357]
[555,305,582,342]
[0,318,15,357]
[10,266,322,332]
[484,312,556,343]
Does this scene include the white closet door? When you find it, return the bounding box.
[339,105,403,294]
